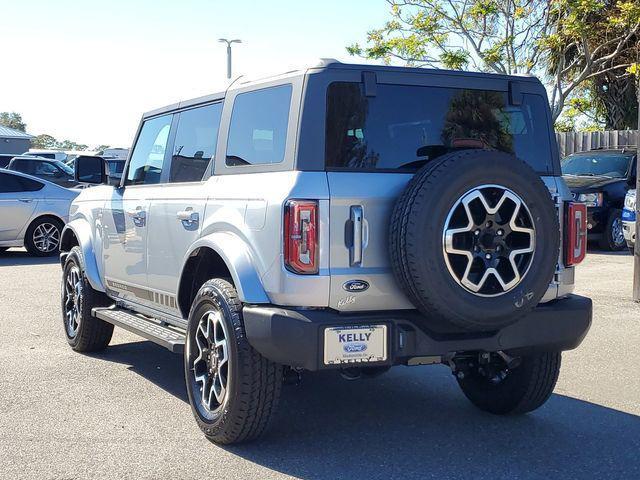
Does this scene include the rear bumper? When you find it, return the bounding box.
[243,294,592,371]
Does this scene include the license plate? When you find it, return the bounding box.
[323,325,387,365]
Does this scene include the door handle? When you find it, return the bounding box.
[127,207,146,227]
[18,198,33,203]
[177,208,199,229]
[349,205,363,266]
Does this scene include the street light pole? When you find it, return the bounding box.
[633,65,640,302]
[218,38,242,79]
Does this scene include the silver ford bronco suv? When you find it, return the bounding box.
[60,60,592,444]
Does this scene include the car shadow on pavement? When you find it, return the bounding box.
[0,248,59,266]
[88,341,189,402]
[95,339,639,479]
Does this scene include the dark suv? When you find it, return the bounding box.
[561,148,637,250]
[8,155,78,188]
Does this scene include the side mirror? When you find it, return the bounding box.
[75,155,107,184]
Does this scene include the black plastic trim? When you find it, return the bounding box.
[242,295,592,371]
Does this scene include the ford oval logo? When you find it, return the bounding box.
[344,343,368,353]
[343,280,370,292]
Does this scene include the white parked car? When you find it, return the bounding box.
[0,169,79,256]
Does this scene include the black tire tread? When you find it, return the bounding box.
[599,208,625,251]
[62,246,114,352]
[189,279,282,444]
[458,351,561,415]
[389,150,559,331]
[25,216,64,257]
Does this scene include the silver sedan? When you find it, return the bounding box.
[0,169,80,256]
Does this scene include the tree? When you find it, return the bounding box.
[348,1,640,121]
[0,112,27,132]
[545,1,640,122]
[31,134,58,149]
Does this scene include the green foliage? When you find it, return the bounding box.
[347,1,551,74]
[32,133,91,151]
[0,112,27,132]
[349,0,640,123]
[31,134,57,149]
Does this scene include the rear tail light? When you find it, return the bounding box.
[284,200,318,274]
[566,202,587,266]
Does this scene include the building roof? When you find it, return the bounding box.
[0,125,34,139]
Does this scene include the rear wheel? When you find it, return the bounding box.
[457,351,561,414]
[184,279,282,444]
[599,209,625,251]
[25,216,63,256]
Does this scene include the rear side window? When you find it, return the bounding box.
[126,114,172,185]
[325,83,553,173]
[0,173,43,192]
[226,85,292,166]
[170,102,222,182]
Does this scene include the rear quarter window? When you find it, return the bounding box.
[325,82,553,173]
[225,85,292,167]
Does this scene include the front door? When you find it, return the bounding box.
[102,113,173,307]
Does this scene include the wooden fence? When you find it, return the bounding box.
[555,130,638,157]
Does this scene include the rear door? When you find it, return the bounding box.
[0,173,41,242]
[146,101,223,315]
[323,80,556,311]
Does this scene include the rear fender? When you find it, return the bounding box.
[184,232,270,303]
[60,220,105,292]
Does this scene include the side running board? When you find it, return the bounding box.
[92,307,186,354]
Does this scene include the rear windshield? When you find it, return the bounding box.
[325,82,553,173]
[561,153,632,178]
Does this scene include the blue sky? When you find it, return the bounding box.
[0,0,390,147]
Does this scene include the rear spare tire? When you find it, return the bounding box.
[389,150,559,332]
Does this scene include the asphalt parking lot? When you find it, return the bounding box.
[0,249,638,480]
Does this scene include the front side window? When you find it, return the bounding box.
[170,103,222,182]
[126,114,172,185]
[226,85,292,166]
[326,83,553,173]
[561,153,633,178]
[34,162,59,176]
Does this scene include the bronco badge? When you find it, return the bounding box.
[342,280,370,292]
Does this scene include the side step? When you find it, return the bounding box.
[92,307,186,354]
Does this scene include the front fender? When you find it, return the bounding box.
[60,219,106,292]
[184,232,270,304]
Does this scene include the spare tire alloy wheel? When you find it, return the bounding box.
[389,150,560,332]
[192,308,230,414]
[443,185,535,296]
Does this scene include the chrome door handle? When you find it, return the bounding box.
[177,208,199,229]
[350,205,363,266]
[18,198,33,203]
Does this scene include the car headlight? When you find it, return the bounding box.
[577,192,603,207]
[624,191,636,211]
